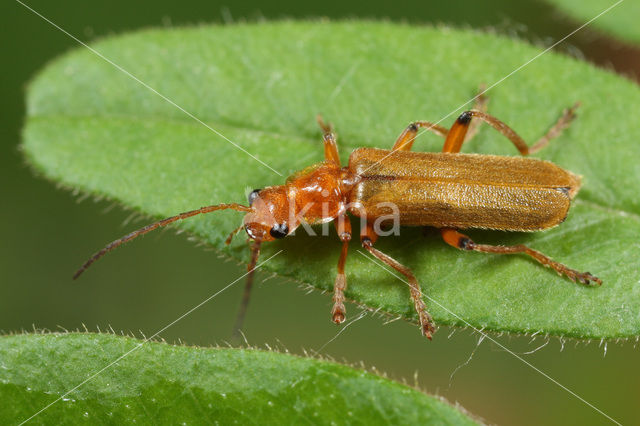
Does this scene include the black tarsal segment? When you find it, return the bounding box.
[457,111,472,125]
[270,223,289,239]
[248,189,262,205]
[459,237,474,250]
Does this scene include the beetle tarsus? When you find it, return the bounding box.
[331,273,347,324]
[332,308,346,324]
[422,322,435,340]
[571,270,602,286]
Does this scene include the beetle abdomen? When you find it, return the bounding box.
[347,148,580,231]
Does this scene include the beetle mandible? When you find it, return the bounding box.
[74,96,601,340]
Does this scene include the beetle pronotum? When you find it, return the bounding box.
[74,98,601,339]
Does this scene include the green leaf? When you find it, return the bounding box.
[544,0,640,44]
[0,333,477,424]
[22,22,640,340]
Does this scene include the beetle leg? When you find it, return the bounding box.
[225,224,244,245]
[528,103,580,154]
[360,223,436,339]
[440,228,602,285]
[317,115,341,166]
[392,121,449,152]
[442,103,579,154]
[393,88,488,152]
[462,85,489,144]
[332,215,352,323]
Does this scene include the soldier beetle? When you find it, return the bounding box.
[74,96,601,340]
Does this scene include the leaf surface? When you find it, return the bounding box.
[22,22,640,339]
[0,333,476,424]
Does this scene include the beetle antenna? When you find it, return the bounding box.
[73,203,252,279]
[232,238,262,343]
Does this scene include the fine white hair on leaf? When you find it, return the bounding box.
[448,334,486,388]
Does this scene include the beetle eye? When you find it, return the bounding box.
[269,223,289,239]
[248,188,262,205]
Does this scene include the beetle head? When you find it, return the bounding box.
[243,186,293,242]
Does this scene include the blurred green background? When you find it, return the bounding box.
[2,1,638,425]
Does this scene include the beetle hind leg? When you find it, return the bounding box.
[442,103,580,154]
[529,102,579,154]
[440,228,602,285]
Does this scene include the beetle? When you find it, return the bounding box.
[74,98,601,339]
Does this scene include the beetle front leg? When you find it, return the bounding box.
[317,115,341,166]
[440,228,602,285]
[360,223,436,339]
[332,215,352,323]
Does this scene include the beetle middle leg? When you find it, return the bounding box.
[440,228,602,285]
[442,103,579,154]
[360,223,436,338]
[331,214,352,323]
